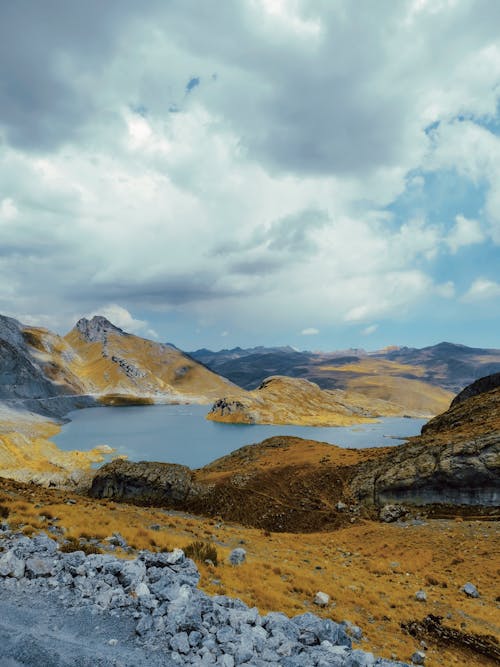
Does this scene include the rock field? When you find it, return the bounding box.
[0,527,410,667]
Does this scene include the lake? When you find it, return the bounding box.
[52,405,427,468]
[52,404,427,469]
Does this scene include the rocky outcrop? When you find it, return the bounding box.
[350,379,500,508]
[89,458,208,505]
[0,338,60,400]
[74,315,126,343]
[450,372,500,407]
[350,431,499,507]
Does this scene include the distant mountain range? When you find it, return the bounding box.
[190,342,500,393]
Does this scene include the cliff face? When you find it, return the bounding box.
[0,315,69,405]
[350,380,500,507]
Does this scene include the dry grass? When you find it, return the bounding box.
[0,478,498,667]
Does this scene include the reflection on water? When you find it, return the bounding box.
[53,404,427,469]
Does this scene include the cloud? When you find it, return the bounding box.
[362,324,378,336]
[301,328,319,335]
[86,304,148,335]
[435,281,455,298]
[447,214,485,253]
[0,2,499,347]
[462,278,500,302]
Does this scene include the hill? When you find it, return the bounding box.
[206,374,451,426]
[190,341,500,394]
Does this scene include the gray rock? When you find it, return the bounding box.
[0,550,25,578]
[170,631,191,654]
[411,650,426,665]
[136,613,154,636]
[342,619,363,641]
[415,590,427,602]
[107,532,128,549]
[314,591,330,606]
[379,505,408,523]
[25,556,55,578]
[461,582,479,598]
[135,582,150,598]
[0,532,411,667]
[118,559,146,589]
[228,548,246,566]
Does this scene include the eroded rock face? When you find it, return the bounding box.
[75,316,126,343]
[350,381,500,508]
[89,459,205,505]
[0,338,59,400]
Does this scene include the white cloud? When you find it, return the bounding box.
[462,278,500,302]
[0,198,18,222]
[301,328,319,335]
[435,281,456,298]
[86,304,148,335]
[362,324,378,336]
[1,2,500,346]
[426,121,500,244]
[447,214,484,253]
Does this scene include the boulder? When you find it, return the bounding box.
[89,459,201,505]
[229,548,246,565]
[0,550,25,578]
[461,582,479,598]
[379,505,408,523]
[313,591,330,607]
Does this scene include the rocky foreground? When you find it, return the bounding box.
[0,529,410,667]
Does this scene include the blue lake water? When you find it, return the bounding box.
[52,404,427,469]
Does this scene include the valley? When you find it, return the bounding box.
[0,312,498,666]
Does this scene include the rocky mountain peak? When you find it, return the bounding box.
[75,316,126,343]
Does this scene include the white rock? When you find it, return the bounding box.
[313,591,330,606]
[135,582,150,598]
[0,550,25,578]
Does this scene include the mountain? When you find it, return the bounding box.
[0,314,237,409]
[373,341,500,392]
[190,341,500,396]
[61,316,237,403]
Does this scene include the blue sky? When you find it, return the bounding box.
[0,0,499,352]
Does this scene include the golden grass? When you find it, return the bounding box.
[345,375,453,416]
[318,359,426,376]
[64,330,235,400]
[0,479,498,667]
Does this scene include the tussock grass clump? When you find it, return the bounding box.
[184,540,218,566]
[0,504,9,519]
[60,536,102,555]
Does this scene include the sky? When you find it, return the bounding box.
[1,0,500,352]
